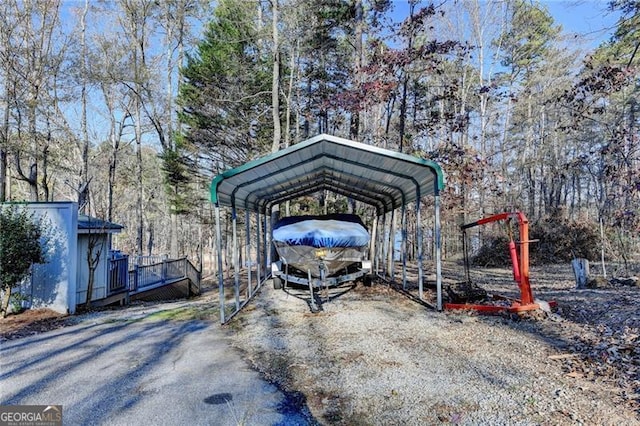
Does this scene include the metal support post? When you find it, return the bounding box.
[263,213,269,277]
[416,195,424,301]
[401,203,407,290]
[389,209,395,281]
[215,204,225,324]
[232,207,240,310]
[308,269,317,312]
[266,206,272,272]
[435,194,443,311]
[369,212,378,275]
[256,211,262,283]
[245,210,252,297]
[382,212,389,278]
[375,215,381,275]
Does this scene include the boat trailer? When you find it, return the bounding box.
[271,258,372,313]
[445,211,554,314]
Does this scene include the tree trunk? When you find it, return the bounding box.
[398,2,418,153]
[0,150,5,202]
[1,285,11,318]
[84,234,102,309]
[350,0,363,141]
[269,0,281,263]
[572,258,589,289]
[170,211,178,257]
[147,222,154,256]
[85,265,96,308]
[0,78,8,202]
[135,98,144,256]
[165,1,180,258]
[79,0,90,214]
[271,0,281,154]
[108,132,117,222]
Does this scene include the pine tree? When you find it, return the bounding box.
[177,0,272,169]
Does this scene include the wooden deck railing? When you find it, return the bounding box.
[108,256,129,295]
[108,256,201,297]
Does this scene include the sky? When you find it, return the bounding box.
[535,0,620,46]
[58,0,623,147]
[388,0,621,50]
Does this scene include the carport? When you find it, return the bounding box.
[210,134,445,323]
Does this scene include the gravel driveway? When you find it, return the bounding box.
[227,263,640,426]
[0,300,312,425]
[2,261,639,426]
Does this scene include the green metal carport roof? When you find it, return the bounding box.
[210,134,445,214]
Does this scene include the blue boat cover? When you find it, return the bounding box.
[273,214,370,248]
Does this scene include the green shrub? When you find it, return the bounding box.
[0,205,48,317]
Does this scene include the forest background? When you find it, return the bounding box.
[0,0,638,271]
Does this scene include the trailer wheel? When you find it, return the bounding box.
[363,275,372,287]
[273,277,283,290]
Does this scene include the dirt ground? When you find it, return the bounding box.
[2,261,639,425]
[0,308,68,340]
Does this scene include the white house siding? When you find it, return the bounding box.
[75,234,109,304]
[9,202,79,314]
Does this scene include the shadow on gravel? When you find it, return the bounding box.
[274,390,320,426]
[281,282,358,313]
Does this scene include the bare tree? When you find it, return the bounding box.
[5,1,64,201]
[83,225,104,309]
[78,0,90,213]
[83,7,136,223]
[271,0,281,154]
[118,0,155,257]
[156,0,202,258]
[0,1,15,202]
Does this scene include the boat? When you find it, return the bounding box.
[272,213,370,278]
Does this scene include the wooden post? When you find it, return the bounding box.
[572,258,589,289]
[599,218,607,279]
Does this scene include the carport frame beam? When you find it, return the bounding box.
[211,134,446,322]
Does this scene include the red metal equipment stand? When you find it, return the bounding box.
[445,211,554,314]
